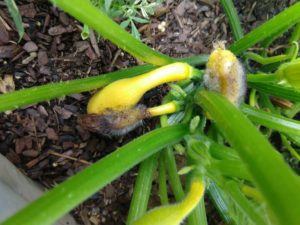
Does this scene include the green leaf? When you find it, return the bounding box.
[4,0,24,41]
[1,124,188,225]
[220,0,243,41]
[229,2,300,55]
[195,90,300,225]
[132,16,149,24]
[120,19,131,28]
[131,20,141,39]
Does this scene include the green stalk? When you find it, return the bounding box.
[241,185,264,203]
[163,147,185,200]
[187,136,251,180]
[244,52,293,65]
[225,181,267,225]
[1,125,188,225]
[51,0,172,65]
[259,93,300,160]
[241,104,300,136]
[195,90,300,225]
[286,22,300,55]
[259,92,277,112]
[0,55,207,113]
[248,81,300,102]
[212,160,252,181]
[158,155,169,205]
[247,74,278,83]
[187,134,239,161]
[160,112,185,201]
[187,198,207,225]
[229,2,300,55]
[220,0,243,41]
[0,64,155,112]
[281,134,300,161]
[127,154,159,225]
[207,181,232,224]
[177,54,209,65]
[4,0,24,41]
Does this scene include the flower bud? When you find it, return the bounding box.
[276,58,300,88]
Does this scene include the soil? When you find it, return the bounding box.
[0,0,296,225]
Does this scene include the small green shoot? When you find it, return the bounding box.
[4,0,24,41]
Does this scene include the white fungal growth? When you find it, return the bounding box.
[204,42,246,106]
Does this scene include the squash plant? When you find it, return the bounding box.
[1,0,300,225]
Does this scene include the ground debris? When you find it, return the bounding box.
[23,41,38,53]
[0,74,15,93]
[0,45,21,59]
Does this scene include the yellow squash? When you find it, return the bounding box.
[87,62,193,114]
[131,179,205,225]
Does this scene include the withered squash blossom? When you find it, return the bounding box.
[79,102,180,136]
[204,42,246,106]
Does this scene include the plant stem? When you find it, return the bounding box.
[163,147,185,201]
[0,64,155,112]
[160,112,185,201]
[225,181,267,225]
[126,154,159,225]
[248,81,300,102]
[212,159,252,181]
[158,155,169,205]
[244,52,293,65]
[286,22,300,55]
[281,134,300,161]
[241,104,300,136]
[207,181,232,224]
